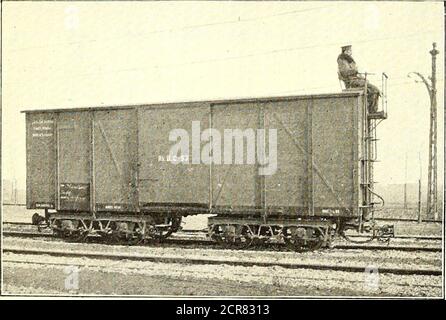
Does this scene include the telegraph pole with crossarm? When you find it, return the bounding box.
[408,42,439,220]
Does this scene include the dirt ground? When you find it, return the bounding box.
[2,247,442,297]
[3,262,368,296]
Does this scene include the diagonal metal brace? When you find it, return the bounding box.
[97,120,122,177]
[271,112,351,214]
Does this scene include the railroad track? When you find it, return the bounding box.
[2,230,442,252]
[3,246,441,276]
[3,222,34,225]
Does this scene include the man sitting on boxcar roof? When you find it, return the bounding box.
[337,45,380,113]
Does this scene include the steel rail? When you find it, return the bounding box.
[3,246,441,276]
[2,230,442,252]
[3,258,442,292]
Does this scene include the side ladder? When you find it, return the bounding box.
[359,73,388,230]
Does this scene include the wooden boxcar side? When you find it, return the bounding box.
[209,94,364,217]
[137,102,211,212]
[24,92,364,219]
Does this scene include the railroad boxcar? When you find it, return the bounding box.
[24,90,392,250]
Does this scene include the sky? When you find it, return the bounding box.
[2,1,444,191]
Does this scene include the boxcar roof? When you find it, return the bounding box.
[21,91,362,114]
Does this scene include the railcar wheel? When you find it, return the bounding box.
[210,233,225,245]
[102,232,120,244]
[100,222,142,245]
[152,228,174,241]
[102,231,143,245]
[151,217,182,241]
[223,235,253,250]
[250,237,268,248]
[209,224,252,249]
[124,233,144,246]
[53,220,89,242]
[283,227,324,252]
[53,229,63,238]
[68,221,92,242]
[66,230,90,242]
[222,225,253,250]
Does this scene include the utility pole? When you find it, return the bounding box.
[404,152,407,210]
[13,179,17,205]
[418,152,422,223]
[418,179,422,223]
[408,42,439,221]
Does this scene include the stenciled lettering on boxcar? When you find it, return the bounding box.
[35,202,55,208]
[59,183,90,210]
[31,119,54,138]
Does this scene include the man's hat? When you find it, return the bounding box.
[341,45,352,52]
